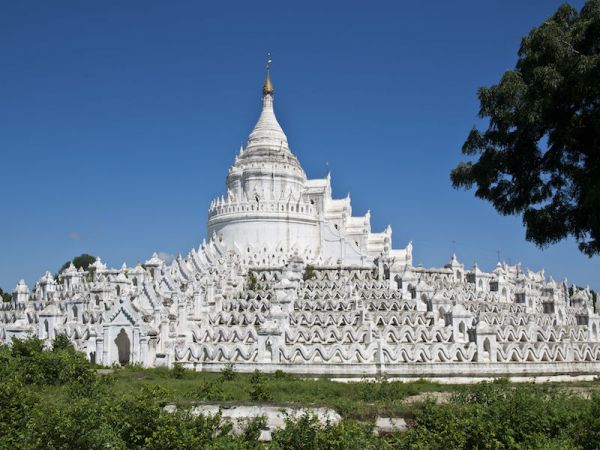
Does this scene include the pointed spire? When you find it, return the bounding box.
[247,57,288,148]
[263,55,273,95]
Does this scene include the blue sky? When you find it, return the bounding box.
[1,0,597,291]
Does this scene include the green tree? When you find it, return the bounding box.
[59,253,96,274]
[451,1,600,256]
[247,271,258,291]
[0,288,11,302]
[303,264,316,281]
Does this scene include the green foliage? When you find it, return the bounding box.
[358,378,416,403]
[303,264,316,281]
[113,385,170,448]
[0,287,11,302]
[270,413,377,450]
[196,381,225,401]
[171,363,187,379]
[2,344,600,449]
[10,335,45,358]
[59,253,96,274]
[247,271,258,291]
[250,369,265,384]
[272,369,294,380]
[0,381,36,448]
[249,381,272,402]
[3,336,95,387]
[241,415,268,444]
[220,362,237,381]
[22,389,123,449]
[248,370,273,401]
[52,332,75,352]
[144,409,237,450]
[451,0,600,256]
[399,380,589,449]
[578,392,600,449]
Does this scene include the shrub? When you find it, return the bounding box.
[303,265,316,281]
[113,385,169,448]
[250,369,265,384]
[241,415,268,444]
[171,363,186,379]
[52,333,74,352]
[11,335,45,358]
[358,378,410,403]
[271,413,377,449]
[0,381,36,448]
[0,288,12,302]
[249,382,272,402]
[399,381,586,449]
[220,362,237,381]
[2,335,600,449]
[272,369,294,381]
[144,409,236,450]
[7,336,94,386]
[196,381,225,401]
[247,271,258,291]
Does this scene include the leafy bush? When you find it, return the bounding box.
[0,288,12,302]
[271,369,295,381]
[4,336,94,386]
[144,409,237,450]
[271,413,377,450]
[247,271,258,291]
[250,369,265,384]
[0,381,36,448]
[577,392,600,449]
[220,362,237,381]
[171,363,187,379]
[303,265,316,281]
[249,382,272,402]
[196,381,225,401]
[2,338,600,449]
[399,380,587,449]
[248,369,272,401]
[358,378,412,403]
[240,415,268,444]
[52,333,75,352]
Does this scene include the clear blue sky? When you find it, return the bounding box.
[1,0,597,292]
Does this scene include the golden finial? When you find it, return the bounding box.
[262,54,274,95]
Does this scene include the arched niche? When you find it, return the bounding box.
[114,328,131,366]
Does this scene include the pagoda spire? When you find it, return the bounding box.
[263,55,273,96]
[247,56,288,148]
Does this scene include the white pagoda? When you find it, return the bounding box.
[207,62,411,267]
[1,66,598,381]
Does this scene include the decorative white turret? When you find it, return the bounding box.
[39,272,57,300]
[91,257,107,273]
[62,262,84,291]
[12,279,29,303]
[144,252,164,280]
